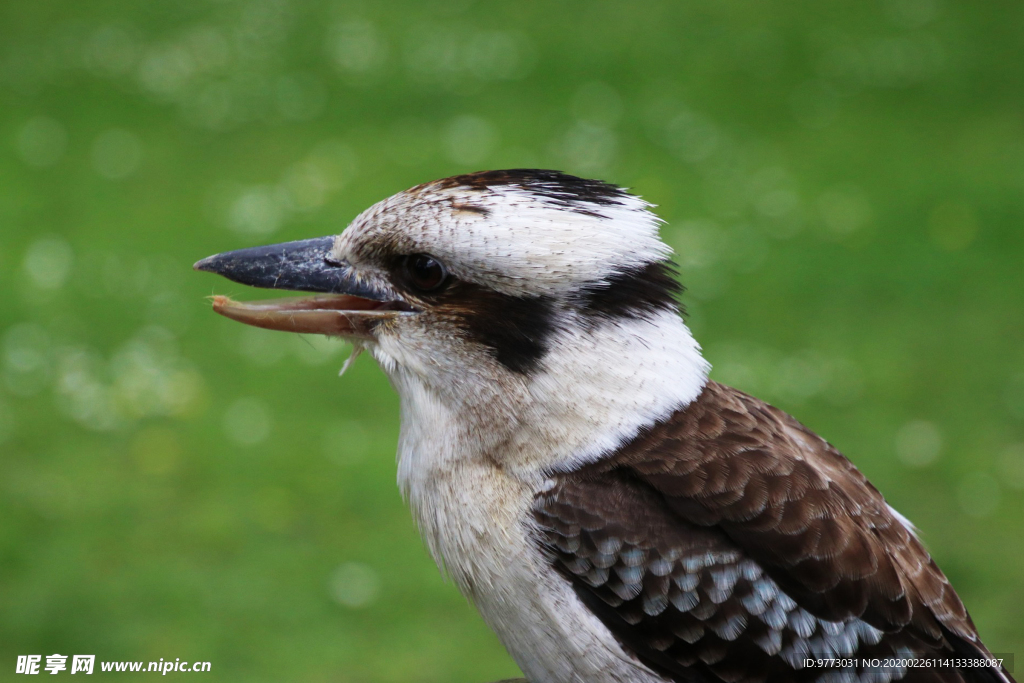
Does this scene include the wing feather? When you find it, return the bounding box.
[533,382,1012,683]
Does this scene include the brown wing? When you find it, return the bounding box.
[533,381,1013,683]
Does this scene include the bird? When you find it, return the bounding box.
[195,170,1013,683]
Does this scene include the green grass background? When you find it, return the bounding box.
[1,1,1022,680]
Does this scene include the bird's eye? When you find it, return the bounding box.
[402,254,448,292]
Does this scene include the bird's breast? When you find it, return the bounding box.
[402,454,535,598]
[398,453,667,683]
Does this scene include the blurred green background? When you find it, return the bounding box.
[2,0,1022,680]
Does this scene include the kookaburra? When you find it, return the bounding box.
[196,170,1013,683]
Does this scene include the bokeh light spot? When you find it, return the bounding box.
[55,348,122,431]
[885,0,942,28]
[3,323,52,397]
[280,140,357,212]
[328,20,387,74]
[138,44,195,100]
[183,25,231,72]
[775,352,832,404]
[895,420,942,467]
[557,122,616,176]
[444,115,497,166]
[83,24,140,76]
[749,167,802,230]
[229,185,290,236]
[664,111,719,163]
[237,327,288,366]
[817,185,874,239]
[24,236,74,290]
[183,80,236,130]
[223,397,272,446]
[465,31,531,80]
[91,129,143,180]
[328,562,380,609]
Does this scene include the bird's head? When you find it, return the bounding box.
[196,170,709,473]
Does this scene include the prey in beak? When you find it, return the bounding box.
[193,236,414,340]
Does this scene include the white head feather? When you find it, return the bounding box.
[334,174,672,297]
[328,171,711,485]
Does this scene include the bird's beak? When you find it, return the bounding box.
[194,237,412,340]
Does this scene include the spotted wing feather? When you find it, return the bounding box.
[533,382,1013,683]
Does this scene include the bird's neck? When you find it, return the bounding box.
[389,309,710,494]
[502,309,710,476]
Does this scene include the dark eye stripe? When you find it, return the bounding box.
[437,282,556,375]
[392,258,680,376]
[575,260,683,324]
